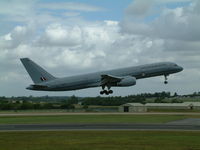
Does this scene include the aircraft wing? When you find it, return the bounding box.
[31,84,48,88]
[26,84,48,90]
[101,74,122,85]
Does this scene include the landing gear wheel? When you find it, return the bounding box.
[100,90,110,95]
[105,90,109,95]
[100,85,113,95]
[108,90,113,94]
[164,75,168,85]
[100,91,104,95]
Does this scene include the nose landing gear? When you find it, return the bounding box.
[164,75,168,84]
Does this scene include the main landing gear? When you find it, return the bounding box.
[164,75,168,84]
[100,90,113,95]
[100,85,113,95]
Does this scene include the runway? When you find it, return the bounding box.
[0,123,200,131]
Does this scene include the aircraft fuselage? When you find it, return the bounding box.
[26,62,183,91]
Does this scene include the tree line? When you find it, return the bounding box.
[0,96,78,110]
[0,91,199,110]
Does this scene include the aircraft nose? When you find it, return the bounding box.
[26,85,33,90]
[178,66,183,72]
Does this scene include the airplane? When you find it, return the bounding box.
[20,58,183,95]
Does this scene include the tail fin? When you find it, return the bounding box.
[20,58,56,84]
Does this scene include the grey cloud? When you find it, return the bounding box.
[151,7,200,41]
[122,0,200,41]
[163,40,200,52]
[126,0,154,17]
[124,0,191,19]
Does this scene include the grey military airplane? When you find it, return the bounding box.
[20,58,183,95]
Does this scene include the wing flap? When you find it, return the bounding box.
[101,74,122,85]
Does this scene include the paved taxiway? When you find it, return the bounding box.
[1,113,200,131]
[0,122,200,131]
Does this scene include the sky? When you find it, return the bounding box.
[0,0,200,97]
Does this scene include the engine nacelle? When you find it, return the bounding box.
[117,76,136,87]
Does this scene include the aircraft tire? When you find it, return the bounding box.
[109,90,113,94]
[104,90,109,95]
[100,91,104,95]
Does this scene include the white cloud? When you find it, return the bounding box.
[37,24,82,47]
[39,2,103,12]
[0,25,35,49]
[0,19,166,76]
[4,33,12,41]
[0,0,199,96]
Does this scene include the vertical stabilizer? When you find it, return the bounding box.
[20,58,56,84]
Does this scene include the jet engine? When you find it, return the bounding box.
[117,76,136,86]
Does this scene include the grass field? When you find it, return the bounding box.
[0,131,200,150]
[0,114,200,124]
